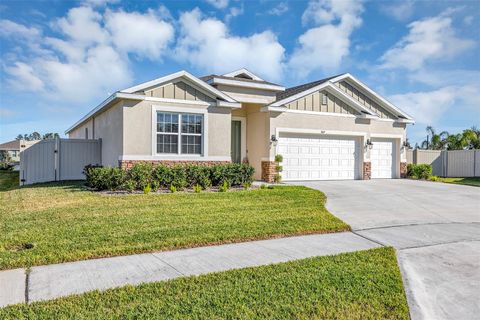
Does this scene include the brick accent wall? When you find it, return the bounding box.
[400,162,407,178]
[363,161,371,180]
[261,161,276,183]
[119,160,230,170]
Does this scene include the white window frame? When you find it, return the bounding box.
[151,104,209,159]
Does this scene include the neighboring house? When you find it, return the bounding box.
[66,69,414,182]
[0,140,20,162]
[0,140,39,163]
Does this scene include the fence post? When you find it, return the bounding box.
[474,150,476,177]
[54,137,60,181]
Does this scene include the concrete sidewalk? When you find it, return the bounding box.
[0,232,380,307]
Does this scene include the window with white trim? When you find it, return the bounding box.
[156,112,203,155]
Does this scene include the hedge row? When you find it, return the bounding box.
[84,163,255,191]
[407,163,432,179]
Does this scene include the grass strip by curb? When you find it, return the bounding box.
[0,247,409,319]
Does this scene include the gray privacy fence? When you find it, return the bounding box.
[406,149,480,177]
[20,138,101,185]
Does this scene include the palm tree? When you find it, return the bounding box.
[420,126,448,150]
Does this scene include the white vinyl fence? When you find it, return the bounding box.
[20,138,101,185]
[407,149,480,177]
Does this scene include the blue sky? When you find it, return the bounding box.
[0,0,479,145]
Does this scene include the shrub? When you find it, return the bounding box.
[274,154,283,163]
[126,163,153,190]
[273,173,282,183]
[260,184,266,189]
[143,184,151,194]
[193,184,202,193]
[84,165,126,191]
[428,175,439,182]
[275,165,283,172]
[218,180,229,192]
[243,182,251,190]
[210,163,254,186]
[187,165,211,189]
[169,185,177,193]
[124,180,136,193]
[0,162,14,171]
[407,164,432,180]
[84,163,254,192]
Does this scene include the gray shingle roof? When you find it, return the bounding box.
[275,74,345,102]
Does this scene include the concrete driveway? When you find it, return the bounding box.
[288,179,480,320]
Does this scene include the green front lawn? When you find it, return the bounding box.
[0,248,409,319]
[0,174,349,270]
[437,177,480,187]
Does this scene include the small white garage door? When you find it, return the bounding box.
[371,138,395,179]
[277,133,360,181]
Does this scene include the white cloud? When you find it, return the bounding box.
[0,19,41,39]
[380,11,475,70]
[380,0,414,21]
[225,5,244,23]
[268,2,289,16]
[389,85,480,125]
[205,0,229,10]
[5,62,44,91]
[1,6,174,103]
[105,8,174,58]
[289,0,363,78]
[175,8,285,81]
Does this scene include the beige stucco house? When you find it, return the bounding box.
[66,69,414,182]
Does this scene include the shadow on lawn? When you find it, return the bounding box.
[0,171,87,192]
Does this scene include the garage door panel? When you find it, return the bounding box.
[278,134,360,181]
[371,139,395,179]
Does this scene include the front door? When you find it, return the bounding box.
[231,120,241,163]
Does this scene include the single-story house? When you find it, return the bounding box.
[66,69,414,182]
[0,139,39,163]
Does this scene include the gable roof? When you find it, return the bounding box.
[201,74,285,92]
[275,74,345,101]
[269,73,414,122]
[0,140,20,151]
[222,68,264,81]
[121,70,237,103]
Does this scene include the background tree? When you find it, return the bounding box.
[420,126,448,150]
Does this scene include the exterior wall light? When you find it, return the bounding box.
[365,139,373,150]
[271,135,278,143]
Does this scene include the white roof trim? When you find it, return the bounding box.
[65,91,241,134]
[223,68,264,81]
[211,77,285,91]
[268,82,376,116]
[65,93,120,134]
[121,70,237,103]
[329,73,414,121]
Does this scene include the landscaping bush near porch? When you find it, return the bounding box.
[84,163,255,191]
[407,163,432,179]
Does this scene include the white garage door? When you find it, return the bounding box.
[371,138,395,179]
[277,133,360,181]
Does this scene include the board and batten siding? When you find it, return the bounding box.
[285,90,359,115]
[145,81,216,103]
[335,81,396,119]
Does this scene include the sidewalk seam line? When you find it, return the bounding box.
[351,231,386,247]
[398,238,480,251]
[150,254,186,276]
[353,221,480,232]
[24,268,30,304]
